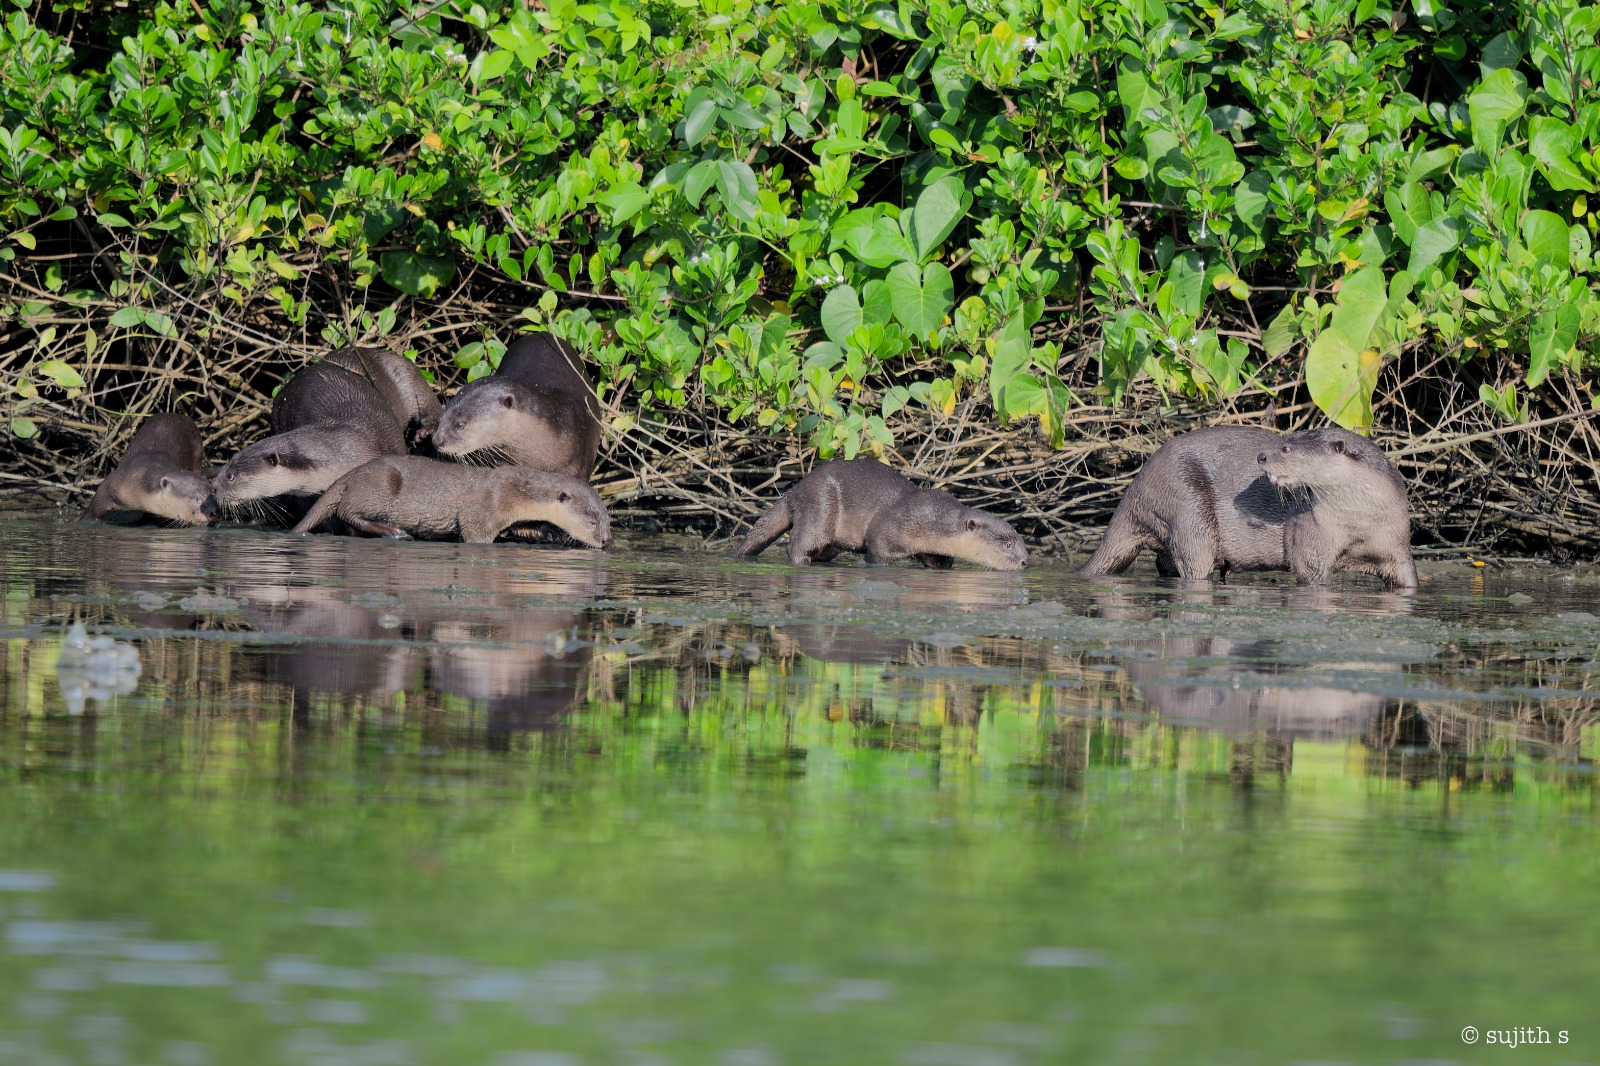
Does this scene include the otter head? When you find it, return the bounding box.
[512,472,611,549]
[144,469,220,526]
[213,431,338,506]
[433,380,532,463]
[951,508,1028,571]
[1258,428,1387,493]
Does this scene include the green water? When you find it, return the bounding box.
[0,514,1596,1065]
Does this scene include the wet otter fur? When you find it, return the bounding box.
[291,456,612,547]
[734,459,1027,570]
[432,334,601,480]
[1079,425,1416,589]
[1258,427,1417,590]
[214,348,440,517]
[80,414,219,526]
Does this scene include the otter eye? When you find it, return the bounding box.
[1280,444,1290,453]
[266,453,279,467]
[226,471,235,481]
[1331,439,1346,454]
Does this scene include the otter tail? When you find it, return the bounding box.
[1078,508,1144,576]
[291,481,346,535]
[735,498,792,557]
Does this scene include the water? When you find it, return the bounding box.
[0,513,1595,1065]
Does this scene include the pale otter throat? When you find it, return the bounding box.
[1079,425,1416,590]
[80,414,219,526]
[734,459,1027,570]
[291,456,612,547]
[432,334,601,480]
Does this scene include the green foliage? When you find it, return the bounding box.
[1,0,1598,448]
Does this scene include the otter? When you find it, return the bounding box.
[273,347,441,444]
[80,414,219,526]
[291,456,611,547]
[1258,427,1417,590]
[432,334,601,480]
[1079,425,1416,590]
[734,459,1027,570]
[214,348,440,515]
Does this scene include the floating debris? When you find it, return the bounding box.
[55,623,141,714]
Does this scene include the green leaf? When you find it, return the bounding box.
[1406,215,1463,276]
[10,417,38,440]
[1527,304,1579,387]
[715,160,759,223]
[597,182,651,223]
[1262,303,1299,358]
[1328,266,1389,350]
[1306,329,1381,432]
[886,261,954,339]
[1168,251,1206,316]
[986,314,1031,415]
[37,360,84,389]
[821,285,864,346]
[108,307,144,329]
[907,175,966,262]
[379,251,456,298]
[682,160,718,207]
[1466,67,1528,151]
[681,90,718,146]
[1521,210,1571,269]
[1528,118,1594,192]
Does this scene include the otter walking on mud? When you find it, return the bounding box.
[1079,425,1415,589]
[735,459,1027,570]
[291,456,611,547]
[80,414,219,526]
[214,347,440,514]
[432,334,601,480]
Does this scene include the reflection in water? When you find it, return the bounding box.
[0,517,1597,1063]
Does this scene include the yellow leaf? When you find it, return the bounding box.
[421,131,442,150]
[1462,335,1480,349]
[303,213,327,231]
[1211,272,1239,291]
[404,203,425,217]
[1575,194,1588,219]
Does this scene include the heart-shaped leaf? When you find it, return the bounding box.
[887,261,953,339]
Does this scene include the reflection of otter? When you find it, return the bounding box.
[1120,635,1395,739]
[213,348,440,514]
[433,334,601,480]
[736,460,1027,570]
[1258,428,1417,590]
[290,457,611,547]
[80,414,218,526]
[1082,426,1416,590]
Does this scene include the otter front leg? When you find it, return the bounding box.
[913,553,954,570]
[1284,515,1333,585]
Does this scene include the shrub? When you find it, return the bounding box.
[0,0,1596,465]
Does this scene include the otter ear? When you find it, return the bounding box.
[558,490,570,503]
[965,517,978,531]
[159,476,170,490]
[266,453,279,467]
[501,394,515,409]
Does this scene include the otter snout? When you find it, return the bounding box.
[200,495,220,520]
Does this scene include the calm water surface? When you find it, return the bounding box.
[0,513,1596,1065]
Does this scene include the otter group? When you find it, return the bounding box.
[80,335,1417,587]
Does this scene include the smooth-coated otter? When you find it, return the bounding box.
[273,347,441,444]
[1079,426,1416,589]
[214,348,440,514]
[1258,427,1417,590]
[432,334,601,480]
[80,414,219,526]
[734,459,1027,570]
[291,456,612,547]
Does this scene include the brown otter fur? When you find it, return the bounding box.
[1079,425,1416,589]
[734,459,1027,570]
[214,348,440,515]
[80,414,219,526]
[1258,427,1417,590]
[291,456,611,547]
[432,334,601,479]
